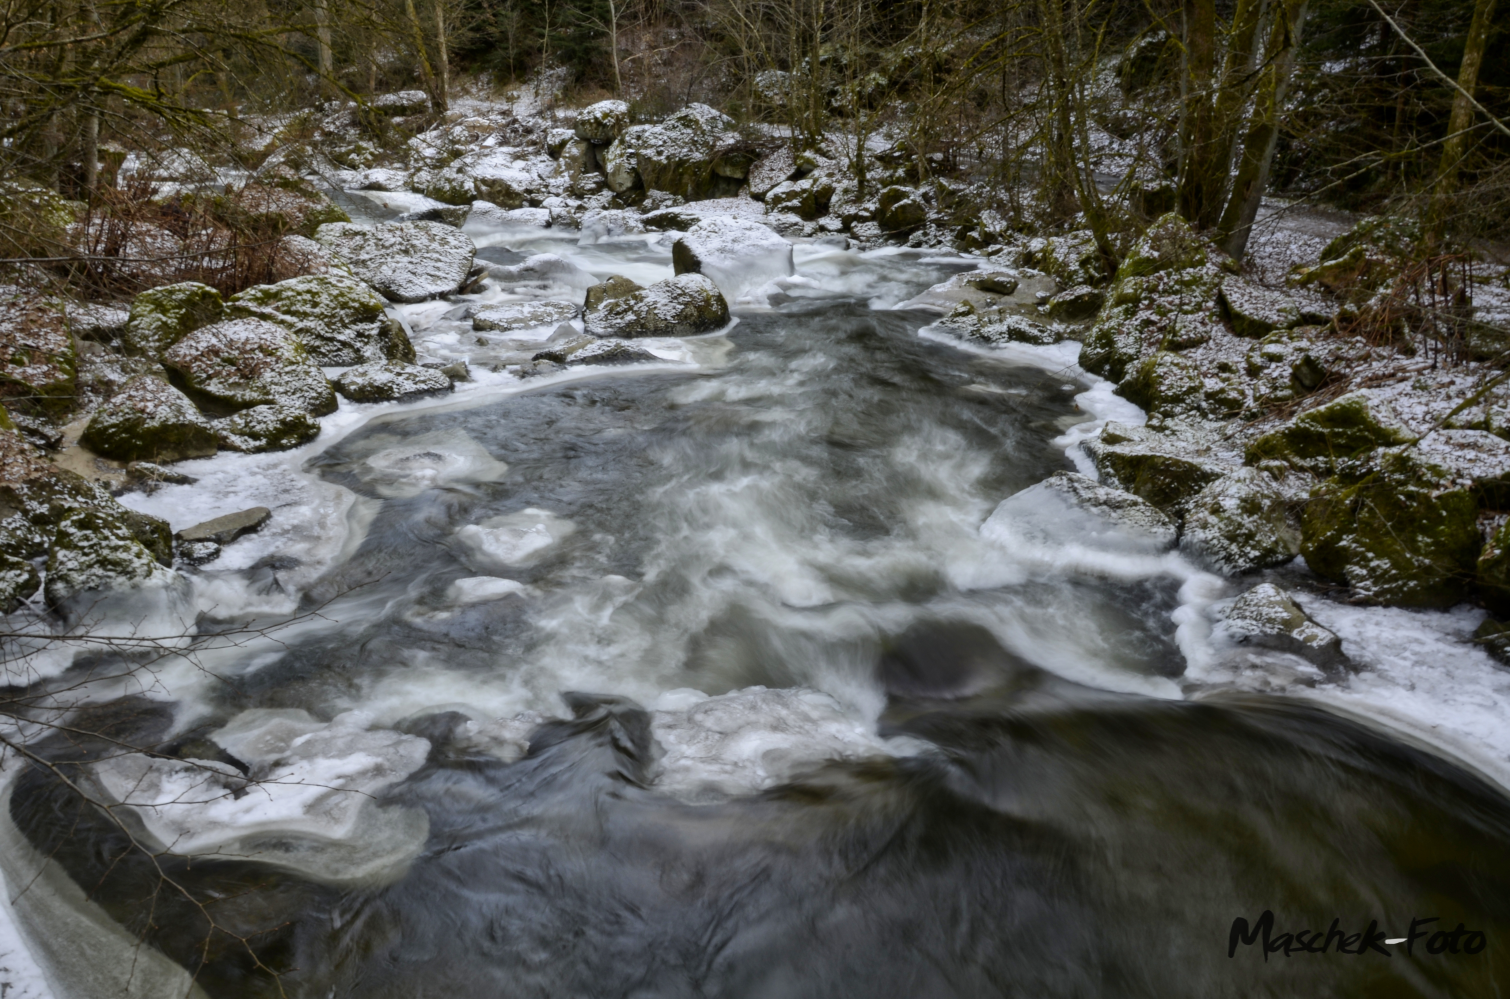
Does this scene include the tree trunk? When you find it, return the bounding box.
[82,103,98,197]
[314,0,333,82]
[607,0,622,94]
[434,0,450,110]
[404,0,443,113]
[1217,0,1311,260]
[1176,0,1217,223]
[1186,0,1266,228]
[1425,0,1498,243]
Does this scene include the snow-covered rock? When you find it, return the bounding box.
[578,207,646,243]
[466,202,550,228]
[334,361,454,403]
[426,149,542,208]
[80,375,216,463]
[313,221,476,303]
[1179,468,1299,574]
[485,252,597,292]
[583,273,729,338]
[456,508,575,569]
[213,403,321,452]
[162,317,337,416]
[122,281,224,359]
[44,507,180,611]
[574,99,630,144]
[748,147,797,198]
[671,216,793,300]
[1213,583,1347,671]
[472,299,580,332]
[601,104,745,200]
[226,273,415,365]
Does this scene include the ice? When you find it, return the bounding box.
[343,188,449,216]
[87,709,430,884]
[447,576,529,604]
[455,507,574,570]
[650,686,929,801]
[336,428,511,498]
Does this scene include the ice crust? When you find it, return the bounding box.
[672,216,794,301]
[456,508,575,569]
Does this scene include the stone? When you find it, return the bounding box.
[602,104,741,201]
[545,128,576,158]
[1219,276,1302,337]
[1300,450,1481,607]
[1474,619,1510,665]
[1116,351,1205,417]
[225,273,415,365]
[176,506,271,545]
[45,507,177,610]
[671,216,794,299]
[583,273,729,338]
[1243,328,1332,408]
[574,100,631,144]
[876,186,927,231]
[472,300,580,332]
[571,341,662,366]
[1084,434,1230,511]
[163,317,337,416]
[1478,518,1510,615]
[1179,469,1300,574]
[0,295,78,419]
[969,274,1019,296]
[313,221,476,303]
[1216,583,1347,671]
[1246,390,1415,475]
[395,204,471,227]
[1119,30,1172,94]
[0,515,42,613]
[122,282,225,359]
[982,471,1177,553]
[213,404,321,452]
[1078,259,1225,381]
[640,207,707,232]
[764,180,817,219]
[333,361,454,403]
[371,90,429,116]
[1024,230,1106,287]
[80,376,217,464]
[748,147,797,198]
[1045,284,1104,322]
[486,253,597,292]
[584,275,644,311]
[1116,213,1212,281]
[424,149,542,208]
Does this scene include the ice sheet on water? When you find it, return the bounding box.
[87,709,430,884]
[650,686,930,801]
[447,575,530,604]
[455,507,575,570]
[337,427,511,498]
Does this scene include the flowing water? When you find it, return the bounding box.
[9,211,1510,996]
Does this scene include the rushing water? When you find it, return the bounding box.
[9,213,1510,996]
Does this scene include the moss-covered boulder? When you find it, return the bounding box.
[584,276,644,312]
[213,403,321,452]
[1022,230,1104,287]
[1083,433,1230,511]
[1078,260,1225,381]
[1245,390,1415,475]
[333,362,453,403]
[1045,285,1104,322]
[162,317,337,416]
[473,300,580,332]
[80,376,217,463]
[122,282,225,360]
[1116,213,1216,281]
[574,100,631,144]
[1243,327,1331,408]
[1478,518,1510,615]
[1180,469,1300,574]
[226,273,414,365]
[0,294,77,418]
[1290,215,1421,300]
[875,186,927,231]
[44,506,178,610]
[1300,450,1480,607]
[583,273,729,338]
[766,179,820,220]
[1116,351,1205,417]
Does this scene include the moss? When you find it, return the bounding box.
[1180,470,1300,573]
[214,404,321,452]
[1246,390,1415,474]
[1477,519,1510,616]
[1115,213,1209,282]
[1117,351,1203,417]
[227,273,412,365]
[0,295,78,419]
[124,282,225,359]
[0,515,42,613]
[1300,450,1480,607]
[162,317,337,417]
[1084,439,1229,510]
[80,375,217,464]
[44,507,163,608]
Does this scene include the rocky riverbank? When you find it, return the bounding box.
[3,90,1510,665]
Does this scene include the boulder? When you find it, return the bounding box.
[313,221,476,303]
[671,216,794,299]
[1246,390,1415,475]
[1116,351,1205,418]
[0,515,42,613]
[1084,432,1230,511]
[545,128,576,158]
[80,376,217,463]
[981,471,1177,553]
[1023,230,1106,287]
[225,273,415,365]
[333,361,454,403]
[162,317,337,416]
[1219,276,1302,337]
[1291,215,1421,299]
[1078,259,1225,381]
[486,252,597,292]
[0,294,78,418]
[1477,518,1510,615]
[371,90,429,116]
[583,273,729,338]
[764,179,816,219]
[1215,583,1346,671]
[1116,213,1213,281]
[1179,469,1300,574]
[122,282,225,359]
[1243,327,1331,408]
[472,300,580,332]
[571,341,662,366]
[1475,619,1510,664]
[213,404,321,452]
[574,100,631,144]
[748,147,798,198]
[424,149,542,209]
[395,204,471,227]
[45,507,178,611]
[584,275,644,311]
[1044,284,1104,322]
[602,105,742,201]
[1300,450,1481,607]
[641,207,708,232]
[876,186,927,231]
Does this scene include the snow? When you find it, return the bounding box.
[672,216,794,301]
[455,507,576,570]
